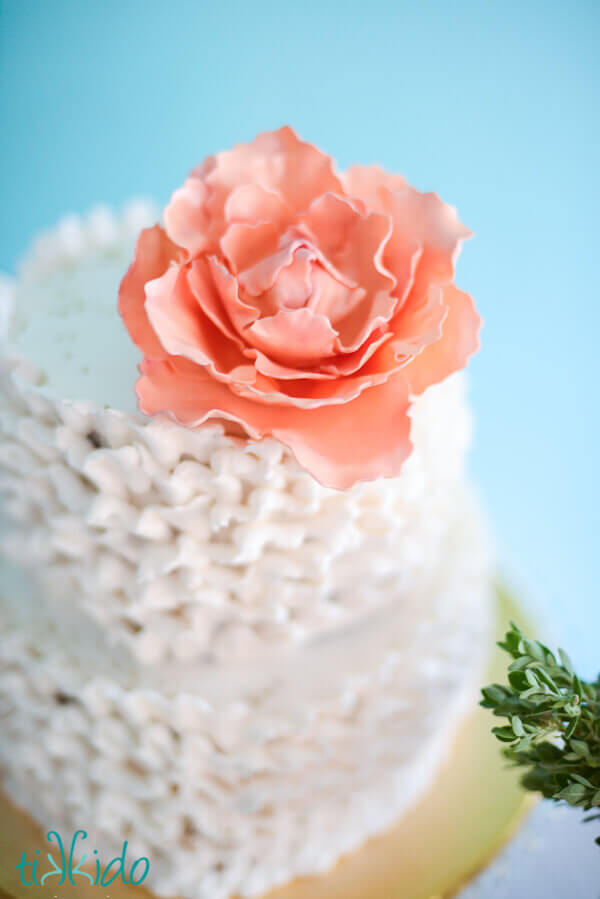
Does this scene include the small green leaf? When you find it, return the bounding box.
[480,685,507,704]
[512,716,525,737]
[509,656,533,672]
[565,716,580,740]
[523,639,546,663]
[559,648,575,676]
[492,725,517,743]
[525,669,541,688]
[570,739,590,759]
[556,783,587,802]
[571,774,594,788]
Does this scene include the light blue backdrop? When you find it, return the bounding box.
[1,0,598,674]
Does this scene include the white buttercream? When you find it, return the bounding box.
[0,205,493,899]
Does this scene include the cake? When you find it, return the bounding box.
[0,128,492,899]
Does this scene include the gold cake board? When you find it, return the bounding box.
[0,586,533,899]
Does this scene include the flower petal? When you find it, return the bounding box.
[342,164,407,212]
[383,185,472,299]
[224,183,291,227]
[164,176,213,256]
[300,193,397,351]
[208,256,262,332]
[387,285,447,360]
[406,284,481,396]
[248,348,337,381]
[275,374,413,489]
[137,357,413,489]
[145,264,249,381]
[246,307,338,367]
[220,222,281,276]
[206,126,343,219]
[343,165,471,302]
[187,257,245,348]
[254,246,315,313]
[118,225,181,359]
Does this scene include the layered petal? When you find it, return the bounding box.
[118,225,181,359]
[224,183,291,228]
[344,165,471,300]
[387,285,448,360]
[300,193,397,350]
[246,307,338,367]
[406,285,481,396]
[164,176,213,256]
[204,126,344,222]
[383,185,472,300]
[342,164,407,212]
[137,357,413,490]
[220,222,281,276]
[145,264,250,382]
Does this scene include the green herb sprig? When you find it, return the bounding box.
[481,621,600,845]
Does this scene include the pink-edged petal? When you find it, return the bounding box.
[301,192,394,293]
[387,285,448,359]
[307,264,363,323]
[224,183,291,227]
[342,164,407,213]
[118,225,181,359]
[136,357,413,490]
[164,176,213,256]
[136,356,263,433]
[343,165,471,302]
[246,307,338,367]
[383,185,472,299]
[407,285,481,396]
[274,374,413,489]
[205,126,343,220]
[208,256,261,332]
[237,234,357,306]
[381,235,423,306]
[144,264,250,381]
[320,328,393,376]
[300,193,397,351]
[233,344,399,408]
[187,257,245,348]
[258,246,314,312]
[220,222,281,275]
[248,348,337,381]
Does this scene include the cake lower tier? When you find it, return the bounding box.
[0,493,491,899]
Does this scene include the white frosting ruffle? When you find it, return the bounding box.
[0,348,473,663]
[0,497,491,898]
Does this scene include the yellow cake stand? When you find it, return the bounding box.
[0,586,533,899]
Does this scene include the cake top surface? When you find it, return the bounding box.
[2,202,157,415]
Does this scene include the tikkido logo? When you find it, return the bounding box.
[15,830,150,887]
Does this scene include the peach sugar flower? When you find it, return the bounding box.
[119,127,480,489]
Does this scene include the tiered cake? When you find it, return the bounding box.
[0,129,492,899]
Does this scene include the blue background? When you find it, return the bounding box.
[0,0,598,675]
